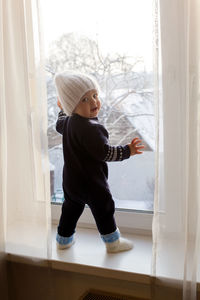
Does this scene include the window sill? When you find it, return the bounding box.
[6,224,152,285]
[6,223,200,293]
[51,226,152,284]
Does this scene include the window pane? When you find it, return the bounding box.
[42,0,154,211]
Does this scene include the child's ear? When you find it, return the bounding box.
[57,98,63,109]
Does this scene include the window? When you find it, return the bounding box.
[41,0,155,230]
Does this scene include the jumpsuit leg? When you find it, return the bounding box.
[57,192,85,237]
[87,190,117,235]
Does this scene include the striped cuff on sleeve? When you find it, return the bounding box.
[104,145,130,162]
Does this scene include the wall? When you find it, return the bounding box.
[0,178,8,300]
[7,262,150,300]
[0,253,8,300]
[7,261,200,300]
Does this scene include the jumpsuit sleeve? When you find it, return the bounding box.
[82,121,130,162]
[56,110,67,135]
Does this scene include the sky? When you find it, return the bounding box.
[40,0,153,70]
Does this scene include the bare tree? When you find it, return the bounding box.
[46,32,154,148]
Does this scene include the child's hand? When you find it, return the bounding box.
[57,98,63,110]
[128,137,145,156]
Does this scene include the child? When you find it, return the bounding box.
[54,71,144,253]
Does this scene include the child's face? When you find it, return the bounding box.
[73,89,101,118]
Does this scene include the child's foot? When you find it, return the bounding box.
[56,239,75,250]
[106,237,133,253]
[56,233,75,250]
[101,228,133,253]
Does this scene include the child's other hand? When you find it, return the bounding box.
[57,98,63,110]
[128,137,145,156]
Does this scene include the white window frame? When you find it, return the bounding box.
[51,204,153,234]
[48,0,155,236]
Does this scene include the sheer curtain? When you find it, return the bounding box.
[0,0,51,260]
[152,0,200,299]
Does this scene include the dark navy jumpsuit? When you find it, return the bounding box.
[56,111,130,237]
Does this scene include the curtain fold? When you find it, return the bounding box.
[0,0,51,260]
[0,1,8,297]
[152,0,200,299]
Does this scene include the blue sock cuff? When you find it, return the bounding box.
[56,233,74,245]
[101,228,120,243]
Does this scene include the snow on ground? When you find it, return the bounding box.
[49,148,154,211]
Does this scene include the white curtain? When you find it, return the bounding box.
[152,0,200,299]
[0,0,51,260]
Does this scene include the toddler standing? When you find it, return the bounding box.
[54,72,144,253]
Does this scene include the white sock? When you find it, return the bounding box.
[101,228,133,253]
[106,237,133,253]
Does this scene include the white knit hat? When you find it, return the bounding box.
[54,71,100,115]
